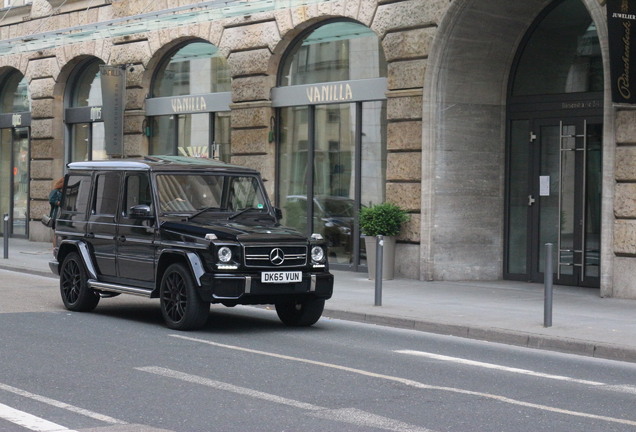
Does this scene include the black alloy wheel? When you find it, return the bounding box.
[59,252,100,312]
[160,263,209,330]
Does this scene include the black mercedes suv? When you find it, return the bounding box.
[49,156,334,330]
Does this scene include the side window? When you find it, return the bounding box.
[124,173,152,216]
[93,172,121,216]
[63,175,91,214]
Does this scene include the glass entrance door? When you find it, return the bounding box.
[0,126,29,237]
[506,118,601,287]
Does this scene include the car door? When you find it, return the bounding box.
[86,171,121,280]
[116,171,156,284]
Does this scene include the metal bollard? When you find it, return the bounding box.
[3,214,8,259]
[374,235,383,306]
[544,243,553,327]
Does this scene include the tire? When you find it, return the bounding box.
[59,252,100,312]
[160,263,209,330]
[275,298,325,327]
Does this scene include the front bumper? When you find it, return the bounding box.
[198,271,334,304]
[49,259,60,276]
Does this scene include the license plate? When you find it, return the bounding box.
[261,271,302,283]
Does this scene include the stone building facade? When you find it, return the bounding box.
[0,0,634,298]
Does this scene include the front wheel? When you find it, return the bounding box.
[59,252,100,312]
[275,298,325,327]
[160,263,209,330]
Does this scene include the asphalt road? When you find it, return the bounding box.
[2,269,636,432]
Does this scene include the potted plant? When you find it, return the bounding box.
[359,202,409,280]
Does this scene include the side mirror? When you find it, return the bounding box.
[274,207,283,221]
[129,204,153,219]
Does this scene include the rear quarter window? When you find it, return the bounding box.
[62,174,91,214]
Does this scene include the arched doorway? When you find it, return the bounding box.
[505,0,603,287]
[273,20,388,270]
[421,0,610,288]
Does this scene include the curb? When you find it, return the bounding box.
[323,308,636,364]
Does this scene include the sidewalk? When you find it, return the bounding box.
[2,238,636,363]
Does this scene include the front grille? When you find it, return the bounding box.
[244,245,307,268]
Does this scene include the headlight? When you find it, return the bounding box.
[218,246,233,263]
[311,246,325,263]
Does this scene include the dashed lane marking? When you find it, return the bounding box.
[396,350,636,394]
[0,382,126,425]
[137,366,435,432]
[169,333,636,427]
[0,402,78,432]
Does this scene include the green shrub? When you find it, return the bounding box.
[359,202,409,237]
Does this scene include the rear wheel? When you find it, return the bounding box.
[160,263,209,330]
[59,252,100,312]
[275,298,325,327]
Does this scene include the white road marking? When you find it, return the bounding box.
[396,350,636,394]
[395,350,605,385]
[0,382,126,425]
[137,366,434,432]
[169,334,636,427]
[0,402,78,432]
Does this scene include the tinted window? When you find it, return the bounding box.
[93,172,120,215]
[63,175,91,214]
[124,173,152,216]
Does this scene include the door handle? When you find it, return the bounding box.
[118,235,126,242]
[528,195,536,206]
[85,233,94,239]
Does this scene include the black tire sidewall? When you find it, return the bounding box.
[275,298,325,327]
[160,263,209,330]
[60,252,99,312]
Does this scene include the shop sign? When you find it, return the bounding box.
[100,65,126,156]
[145,93,231,116]
[305,83,353,103]
[90,107,102,122]
[608,0,636,103]
[271,78,387,108]
[171,96,207,113]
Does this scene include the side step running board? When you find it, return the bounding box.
[88,280,153,298]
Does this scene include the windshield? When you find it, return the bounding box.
[156,173,268,216]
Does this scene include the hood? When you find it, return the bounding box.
[160,218,307,243]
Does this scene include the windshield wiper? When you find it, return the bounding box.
[188,206,223,220]
[228,207,264,220]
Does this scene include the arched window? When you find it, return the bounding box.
[147,41,231,160]
[279,20,387,86]
[511,0,602,96]
[0,72,31,113]
[65,59,105,162]
[274,20,387,270]
[0,70,31,237]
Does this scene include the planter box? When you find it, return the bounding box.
[364,236,396,280]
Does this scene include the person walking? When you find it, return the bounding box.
[48,177,64,245]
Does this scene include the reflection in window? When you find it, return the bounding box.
[71,61,103,107]
[0,72,30,113]
[280,21,386,86]
[93,172,120,216]
[153,42,231,97]
[512,0,603,96]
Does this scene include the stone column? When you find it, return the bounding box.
[613,109,636,298]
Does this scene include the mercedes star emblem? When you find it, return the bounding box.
[269,248,285,266]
